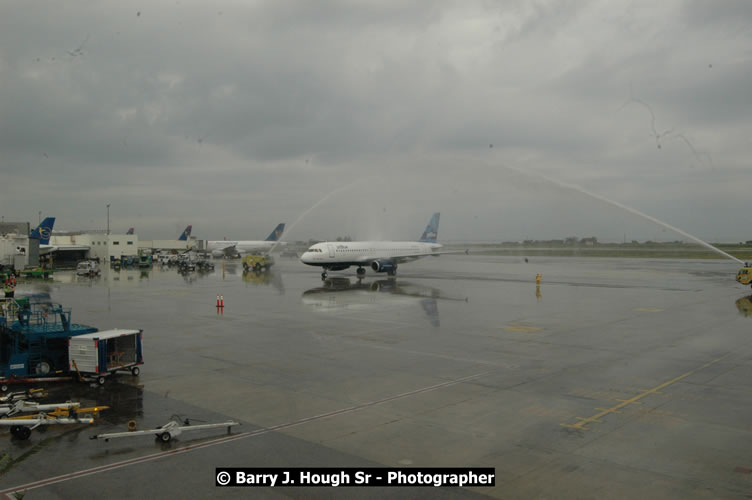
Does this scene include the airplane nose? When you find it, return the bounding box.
[300,252,311,263]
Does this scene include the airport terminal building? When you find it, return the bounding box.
[1,219,198,269]
[0,221,38,269]
[49,231,139,265]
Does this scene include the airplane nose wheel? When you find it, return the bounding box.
[356,267,365,277]
[321,271,328,280]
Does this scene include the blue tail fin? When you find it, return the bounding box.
[419,213,440,243]
[265,223,285,241]
[30,217,55,244]
[178,225,192,241]
[126,227,135,235]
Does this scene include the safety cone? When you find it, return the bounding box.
[216,294,220,307]
[220,295,224,308]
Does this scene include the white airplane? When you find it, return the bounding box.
[300,213,465,279]
[206,223,285,258]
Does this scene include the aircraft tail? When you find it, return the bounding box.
[418,213,440,243]
[126,227,135,235]
[178,225,192,241]
[265,223,285,242]
[30,217,55,245]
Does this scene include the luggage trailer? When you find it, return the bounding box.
[69,329,144,385]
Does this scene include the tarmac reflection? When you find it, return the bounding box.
[735,295,752,318]
[302,277,467,328]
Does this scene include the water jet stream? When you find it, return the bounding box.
[269,178,367,254]
[499,163,743,265]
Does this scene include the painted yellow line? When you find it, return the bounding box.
[562,354,729,430]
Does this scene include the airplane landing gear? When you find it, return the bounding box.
[356,267,365,277]
[387,264,398,277]
[321,271,328,280]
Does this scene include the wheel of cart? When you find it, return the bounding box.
[97,375,106,386]
[1,384,8,392]
[10,425,31,440]
[131,366,140,376]
[158,431,172,443]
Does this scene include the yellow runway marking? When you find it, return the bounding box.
[562,353,729,430]
[633,307,664,312]
[504,326,542,333]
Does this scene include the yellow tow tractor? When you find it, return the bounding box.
[736,264,752,287]
[241,254,274,273]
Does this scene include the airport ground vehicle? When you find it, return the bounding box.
[76,260,101,276]
[737,266,752,286]
[0,300,97,389]
[17,267,53,279]
[69,329,144,385]
[91,415,239,443]
[242,254,274,272]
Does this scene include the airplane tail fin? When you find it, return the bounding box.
[178,225,192,241]
[418,213,440,243]
[265,223,285,241]
[30,217,56,245]
[126,227,135,235]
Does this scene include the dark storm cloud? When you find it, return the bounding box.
[0,1,750,242]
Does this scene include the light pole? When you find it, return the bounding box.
[107,204,110,235]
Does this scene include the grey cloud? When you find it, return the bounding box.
[0,1,750,242]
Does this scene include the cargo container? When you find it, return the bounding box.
[68,329,143,385]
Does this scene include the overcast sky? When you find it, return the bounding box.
[1,0,750,243]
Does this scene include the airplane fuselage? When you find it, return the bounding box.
[300,241,442,269]
[207,240,281,256]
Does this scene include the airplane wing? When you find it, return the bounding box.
[355,249,469,265]
[220,244,238,257]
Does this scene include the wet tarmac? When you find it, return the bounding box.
[1,255,752,498]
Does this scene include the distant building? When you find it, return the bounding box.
[50,232,139,264]
[138,236,196,253]
[0,222,30,237]
[0,221,39,268]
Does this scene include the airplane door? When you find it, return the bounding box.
[327,244,335,258]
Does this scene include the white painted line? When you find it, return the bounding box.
[0,370,492,498]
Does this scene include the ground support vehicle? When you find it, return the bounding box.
[737,265,752,286]
[242,254,274,272]
[91,415,239,443]
[69,329,144,385]
[0,301,98,390]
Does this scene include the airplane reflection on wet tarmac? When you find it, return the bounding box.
[301,278,468,328]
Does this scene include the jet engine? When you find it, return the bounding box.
[371,260,396,274]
